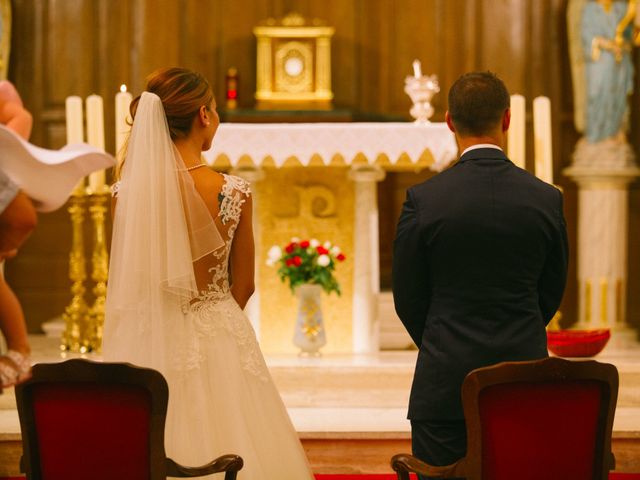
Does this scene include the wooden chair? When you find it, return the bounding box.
[391,356,619,480]
[15,359,244,480]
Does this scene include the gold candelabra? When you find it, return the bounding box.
[87,186,110,352]
[61,188,90,353]
[61,185,110,353]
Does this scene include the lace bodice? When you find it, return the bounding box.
[111,173,260,379]
[111,172,251,304]
[192,173,251,304]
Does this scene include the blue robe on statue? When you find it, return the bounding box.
[581,1,634,143]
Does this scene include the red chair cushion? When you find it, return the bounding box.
[479,380,603,480]
[31,383,151,480]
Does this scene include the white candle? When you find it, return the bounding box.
[65,96,85,193]
[115,84,132,155]
[86,94,106,191]
[507,94,526,169]
[533,96,553,184]
[65,96,83,144]
[412,59,422,78]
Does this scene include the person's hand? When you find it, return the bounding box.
[0,81,32,140]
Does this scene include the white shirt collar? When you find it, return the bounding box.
[461,144,503,157]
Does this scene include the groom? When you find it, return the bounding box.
[392,71,568,475]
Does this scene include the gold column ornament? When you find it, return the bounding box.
[616,278,623,325]
[600,277,608,326]
[315,36,332,96]
[61,188,90,353]
[86,186,111,352]
[585,279,592,326]
[254,12,334,110]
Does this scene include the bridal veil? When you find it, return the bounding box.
[103,92,223,370]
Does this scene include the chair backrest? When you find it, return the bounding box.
[461,357,618,480]
[16,359,170,480]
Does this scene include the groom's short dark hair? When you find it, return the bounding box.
[448,71,510,136]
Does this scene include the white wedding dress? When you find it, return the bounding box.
[105,172,314,479]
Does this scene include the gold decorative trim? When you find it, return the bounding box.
[585,279,592,325]
[253,26,335,37]
[600,277,608,326]
[275,41,313,93]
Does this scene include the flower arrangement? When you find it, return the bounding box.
[267,237,346,295]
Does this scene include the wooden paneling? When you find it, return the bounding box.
[5,0,640,332]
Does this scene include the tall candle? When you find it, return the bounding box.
[86,94,106,192]
[507,94,526,169]
[412,59,422,78]
[533,96,553,184]
[115,84,132,155]
[65,96,85,193]
[65,96,83,144]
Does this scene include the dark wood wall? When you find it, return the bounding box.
[6,0,640,332]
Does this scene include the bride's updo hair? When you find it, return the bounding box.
[130,67,214,140]
[115,67,214,178]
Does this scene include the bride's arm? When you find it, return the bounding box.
[230,195,255,309]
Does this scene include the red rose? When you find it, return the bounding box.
[300,240,310,248]
[337,253,346,262]
[286,258,294,266]
[316,246,328,255]
[285,243,296,254]
[293,256,302,267]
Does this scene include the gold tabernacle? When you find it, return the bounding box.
[254,12,334,110]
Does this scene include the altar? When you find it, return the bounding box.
[202,122,458,354]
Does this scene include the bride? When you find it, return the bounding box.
[103,67,314,479]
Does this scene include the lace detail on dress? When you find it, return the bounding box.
[218,174,251,225]
[189,297,268,382]
[181,173,266,381]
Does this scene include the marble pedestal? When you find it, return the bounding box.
[564,139,640,343]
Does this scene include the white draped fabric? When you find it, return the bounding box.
[203,122,458,171]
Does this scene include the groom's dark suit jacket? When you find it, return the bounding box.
[392,146,568,421]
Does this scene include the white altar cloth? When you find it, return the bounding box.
[204,122,458,171]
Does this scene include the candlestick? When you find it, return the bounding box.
[115,84,132,156]
[61,191,90,353]
[412,59,422,78]
[507,94,526,169]
[86,94,105,192]
[87,192,110,352]
[533,96,553,184]
[65,96,85,193]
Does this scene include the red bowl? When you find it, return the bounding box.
[547,329,611,358]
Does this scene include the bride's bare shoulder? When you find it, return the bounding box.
[192,167,224,190]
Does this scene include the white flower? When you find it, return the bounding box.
[266,245,282,266]
[310,239,320,248]
[330,245,341,256]
[323,241,332,249]
[317,254,331,267]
